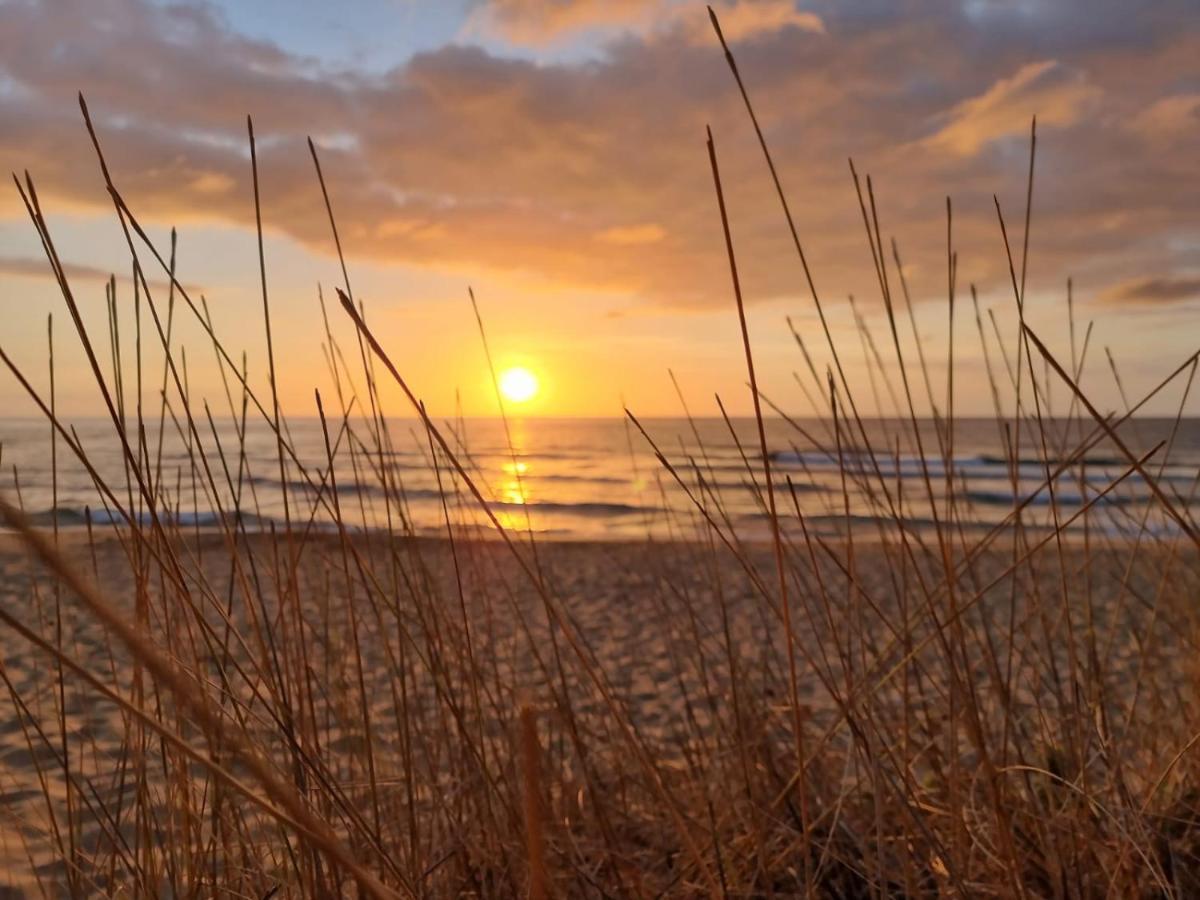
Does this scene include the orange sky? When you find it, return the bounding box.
[0,0,1197,420]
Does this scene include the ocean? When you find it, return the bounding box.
[1,416,1197,541]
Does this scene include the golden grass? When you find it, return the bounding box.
[0,9,1198,897]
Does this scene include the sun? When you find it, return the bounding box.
[498,366,539,404]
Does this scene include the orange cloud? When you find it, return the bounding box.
[924,60,1101,156]
[0,0,1195,321]
[1099,276,1200,306]
[596,223,667,245]
[0,254,197,294]
[188,171,237,195]
[704,1,824,41]
[1131,93,1200,142]
[470,0,659,43]
[470,0,823,45]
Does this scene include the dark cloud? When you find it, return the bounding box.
[1100,276,1200,305]
[0,254,197,294]
[0,0,1196,313]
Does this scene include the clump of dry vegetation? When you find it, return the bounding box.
[0,10,1198,898]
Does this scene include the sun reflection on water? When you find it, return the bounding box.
[497,429,532,508]
[502,480,528,505]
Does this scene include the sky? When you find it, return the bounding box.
[0,0,1197,420]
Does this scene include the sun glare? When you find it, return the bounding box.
[498,366,539,404]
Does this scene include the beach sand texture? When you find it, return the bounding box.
[1,528,1197,896]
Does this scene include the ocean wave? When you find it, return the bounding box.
[21,507,283,529]
[963,488,1136,507]
[490,499,650,517]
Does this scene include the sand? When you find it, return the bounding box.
[0,528,1196,896]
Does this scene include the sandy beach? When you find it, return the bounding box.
[1,527,1196,896]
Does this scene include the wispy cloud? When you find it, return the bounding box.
[1131,93,1200,142]
[596,223,668,245]
[1100,275,1200,306]
[467,0,823,45]
[923,60,1101,156]
[0,253,198,294]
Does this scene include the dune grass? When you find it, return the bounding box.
[1,11,1199,897]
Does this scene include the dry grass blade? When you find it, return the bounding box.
[0,26,1197,899]
[0,497,404,900]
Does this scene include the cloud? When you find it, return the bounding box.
[469,0,823,45]
[469,0,659,43]
[596,223,667,245]
[1100,275,1200,306]
[1130,93,1200,142]
[924,60,1101,156]
[0,255,111,282]
[0,0,1196,317]
[0,254,198,294]
[706,1,824,41]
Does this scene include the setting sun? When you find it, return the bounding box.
[498,366,539,404]
[3,1,1198,893]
